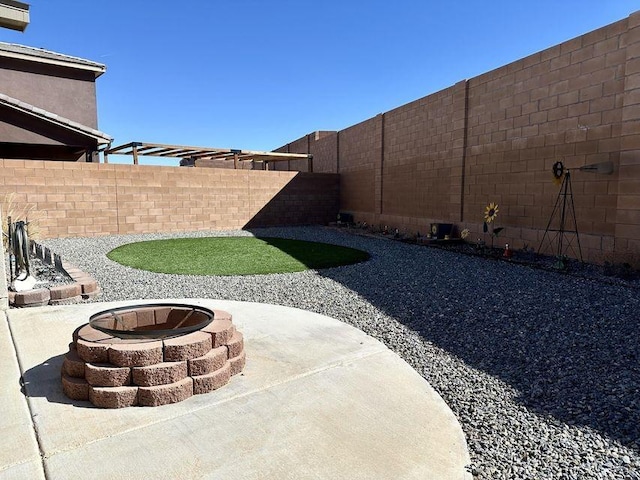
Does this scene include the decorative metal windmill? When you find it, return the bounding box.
[538,160,613,262]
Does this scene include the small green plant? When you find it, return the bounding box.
[554,254,569,271]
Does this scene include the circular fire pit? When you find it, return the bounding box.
[89,303,215,339]
[61,303,246,408]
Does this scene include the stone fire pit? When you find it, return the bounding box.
[61,303,245,408]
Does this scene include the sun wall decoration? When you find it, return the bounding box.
[483,202,503,247]
[484,202,499,224]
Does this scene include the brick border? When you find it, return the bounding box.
[9,247,100,308]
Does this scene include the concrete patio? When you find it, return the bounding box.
[0,299,471,480]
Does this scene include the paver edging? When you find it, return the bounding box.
[8,257,100,308]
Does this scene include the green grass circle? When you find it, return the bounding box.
[106,236,370,276]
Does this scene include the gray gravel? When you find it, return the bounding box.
[42,226,640,479]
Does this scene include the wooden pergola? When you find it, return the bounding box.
[103,142,313,171]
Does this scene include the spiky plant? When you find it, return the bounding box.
[1,193,42,252]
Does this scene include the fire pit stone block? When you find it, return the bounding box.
[212,309,232,322]
[132,361,188,387]
[227,332,244,359]
[202,319,235,348]
[108,341,164,367]
[229,351,246,376]
[61,374,90,401]
[138,377,194,407]
[63,350,86,378]
[85,363,132,387]
[163,331,212,362]
[89,385,139,408]
[192,362,231,394]
[74,324,114,343]
[188,345,227,376]
[76,339,110,363]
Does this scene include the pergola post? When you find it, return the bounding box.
[132,144,139,165]
[233,152,239,169]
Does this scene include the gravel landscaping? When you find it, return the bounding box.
[42,226,640,480]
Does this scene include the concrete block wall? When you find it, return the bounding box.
[380,82,467,234]
[463,16,627,262]
[277,11,640,264]
[0,160,339,238]
[618,11,640,263]
[336,116,383,225]
[309,131,339,173]
[245,172,339,227]
[273,135,312,172]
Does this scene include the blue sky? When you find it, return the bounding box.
[1,1,638,165]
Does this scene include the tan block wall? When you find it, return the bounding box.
[0,160,339,239]
[381,82,467,233]
[463,17,627,262]
[336,116,383,225]
[310,132,339,173]
[276,11,640,264]
[617,11,640,264]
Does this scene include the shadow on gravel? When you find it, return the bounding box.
[319,240,640,450]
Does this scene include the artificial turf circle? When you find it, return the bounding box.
[106,236,370,276]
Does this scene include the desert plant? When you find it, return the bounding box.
[554,254,569,271]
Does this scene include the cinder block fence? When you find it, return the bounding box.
[0,160,339,238]
[275,11,640,265]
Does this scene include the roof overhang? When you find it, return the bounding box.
[0,42,106,77]
[105,142,313,169]
[0,93,112,145]
[0,1,29,32]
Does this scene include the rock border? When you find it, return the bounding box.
[8,258,100,308]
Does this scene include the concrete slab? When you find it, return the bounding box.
[6,299,471,480]
[0,459,45,480]
[0,312,43,479]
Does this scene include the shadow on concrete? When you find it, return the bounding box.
[315,237,640,450]
[22,354,94,408]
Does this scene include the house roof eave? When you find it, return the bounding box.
[0,42,106,77]
[0,93,112,146]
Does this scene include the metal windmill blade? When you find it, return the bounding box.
[578,161,614,174]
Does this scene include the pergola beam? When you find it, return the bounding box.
[104,141,312,170]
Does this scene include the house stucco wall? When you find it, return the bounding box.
[0,57,99,128]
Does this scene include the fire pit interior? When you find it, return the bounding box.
[61,303,246,408]
[89,303,215,339]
